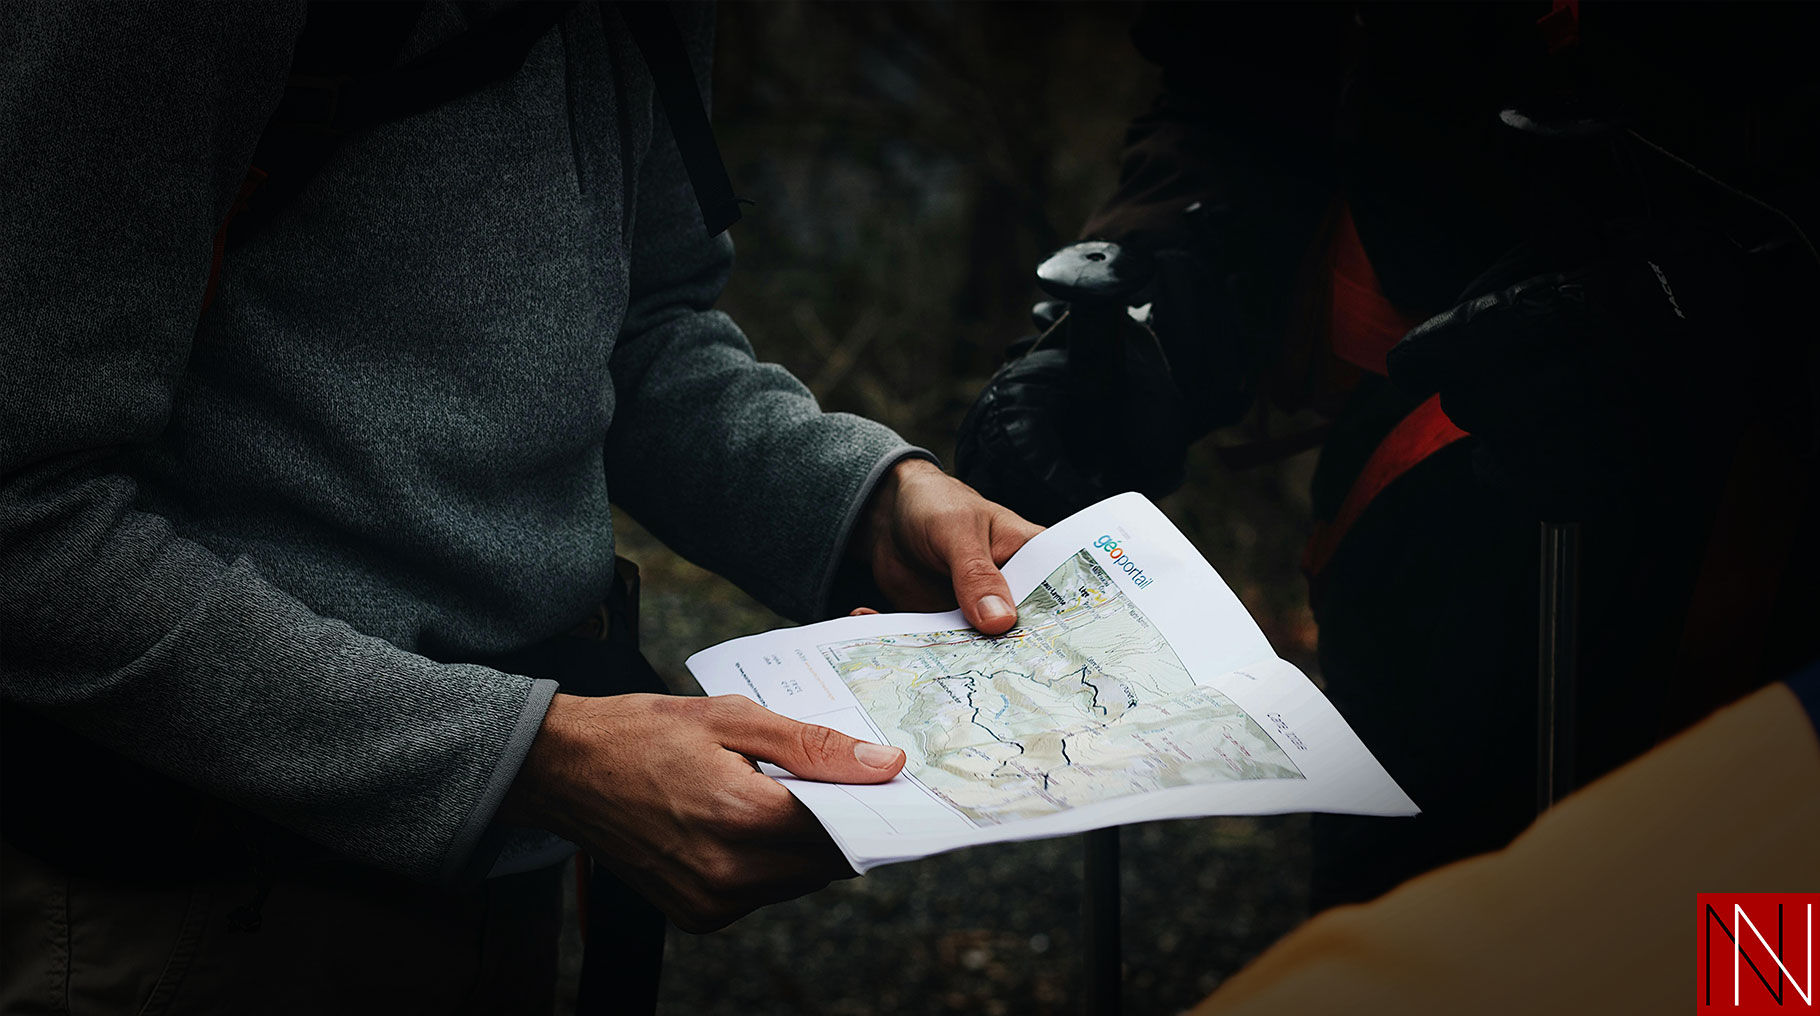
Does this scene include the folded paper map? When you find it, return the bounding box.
[688,492,1417,872]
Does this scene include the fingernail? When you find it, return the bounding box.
[980,595,1012,621]
[854,742,904,769]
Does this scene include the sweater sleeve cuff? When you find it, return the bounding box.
[439,676,561,883]
[811,446,940,619]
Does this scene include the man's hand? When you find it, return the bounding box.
[499,692,905,933]
[852,457,1044,634]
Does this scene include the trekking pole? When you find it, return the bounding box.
[1489,106,1607,818]
[1084,828,1121,1015]
[1537,520,1580,814]
[1033,240,1153,1016]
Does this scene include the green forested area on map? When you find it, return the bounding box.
[821,552,1301,826]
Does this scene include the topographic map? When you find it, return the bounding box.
[819,549,1304,826]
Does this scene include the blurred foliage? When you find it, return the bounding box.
[711,0,1155,454]
[599,4,1325,1014]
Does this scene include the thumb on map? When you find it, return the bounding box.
[709,695,906,784]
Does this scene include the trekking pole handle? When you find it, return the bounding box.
[1034,241,1154,492]
[1034,242,1153,385]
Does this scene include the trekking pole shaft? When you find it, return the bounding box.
[1085,827,1121,1015]
[1537,520,1580,814]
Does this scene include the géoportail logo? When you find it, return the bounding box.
[1698,893,1818,1012]
[1091,534,1154,589]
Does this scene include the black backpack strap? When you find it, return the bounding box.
[618,2,744,237]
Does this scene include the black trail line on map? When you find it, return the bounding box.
[947,662,1116,790]
[1073,665,1110,716]
[941,670,1028,757]
[1013,724,1125,798]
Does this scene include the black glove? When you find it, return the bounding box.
[1386,230,1771,520]
[955,225,1275,526]
[955,315,1189,526]
[1147,246,1273,436]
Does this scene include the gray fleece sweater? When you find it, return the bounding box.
[0,3,916,881]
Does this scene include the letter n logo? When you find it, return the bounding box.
[1699,893,1820,1012]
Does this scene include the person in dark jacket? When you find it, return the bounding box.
[960,1,1820,909]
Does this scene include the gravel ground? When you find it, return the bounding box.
[645,814,1310,1016]
[557,781,1313,1016]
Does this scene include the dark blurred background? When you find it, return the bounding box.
[586,4,1326,1013]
